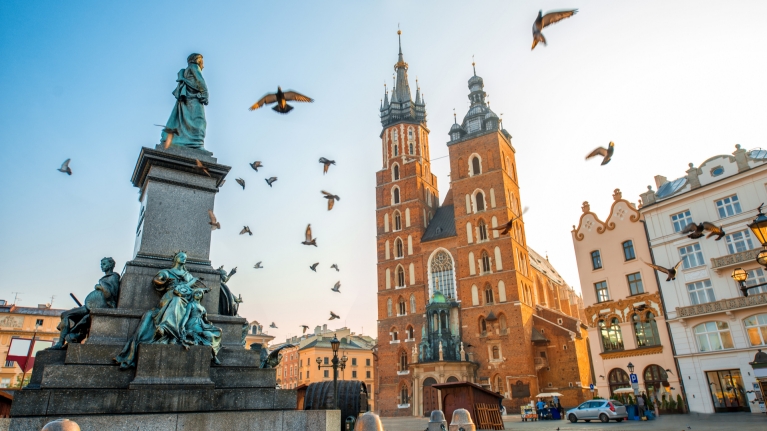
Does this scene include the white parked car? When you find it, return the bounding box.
[566,399,628,423]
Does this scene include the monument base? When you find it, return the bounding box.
[9,410,341,431]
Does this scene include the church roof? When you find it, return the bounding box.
[421,205,457,242]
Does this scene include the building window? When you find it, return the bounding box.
[627,272,644,295]
[324,357,329,365]
[406,326,414,339]
[351,358,357,366]
[478,220,488,241]
[397,266,405,287]
[480,317,487,336]
[492,346,500,360]
[387,298,392,317]
[324,370,329,378]
[499,314,508,335]
[485,285,494,304]
[481,251,491,273]
[400,385,409,404]
[366,359,371,366]
[591,250,602,270]
[352,371,357,378]
[594,281,610,303]
[393,187,400,204]
[725,230,755,254]
[609,368,631,396]
[35,319,43,327]
[467,118,481,133]
[694,321,734,352]
[679,243,705,269]
[471,156,481,175]
[745,268,767,294]
[744,314,767,346]
[391,329,398,341]
[599,318,624,351]
[622,240,636,261]
[633,312,660,347]
[476,192,485,211]
[398,299,406,315]
[687,279,715,305]
[399,351,408,371]
[395,238,404,258]
[393,211,401,231]
[393,164,399,181]
[366,371,371,378]
[409,142,414,155]
[715,195,742,218]
[671,210,693,233]
[4,361,14,368]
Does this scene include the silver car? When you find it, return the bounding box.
[566,399,628,423]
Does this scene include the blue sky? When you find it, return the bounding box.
[2,1,767,343]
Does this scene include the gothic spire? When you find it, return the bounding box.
[393,29,412,104]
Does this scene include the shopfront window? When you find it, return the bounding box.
[608,368,630,396]
[643,365,669,405]
[706,370,749,412]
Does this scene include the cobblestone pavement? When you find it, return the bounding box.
[380,412,767,431]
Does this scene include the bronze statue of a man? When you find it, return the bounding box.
[161,53,208,150]
[50,257,120,349]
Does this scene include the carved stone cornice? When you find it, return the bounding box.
[675,292,767,319]
[710,249,761,272]
[599,345,663,359]
[584,292,662,328]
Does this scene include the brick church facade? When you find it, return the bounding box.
[374,34,594,417]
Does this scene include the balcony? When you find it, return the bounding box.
[676,292,767,319]
[534,357,548,371]
[711,249,761,272]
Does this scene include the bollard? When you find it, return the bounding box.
[428,410,448,431]
[41,419,81,431]
[449,408,476,431]
[354,411,384,431]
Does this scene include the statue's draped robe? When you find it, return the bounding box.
[161,63,208,149]
[218,280,238,316]
[181,301,222,356]
[55,272,121,347]
[115,269,194,368]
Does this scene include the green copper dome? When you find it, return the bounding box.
[431,290,447,304]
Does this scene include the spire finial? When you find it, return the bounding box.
[397,24,402,55]
[453,108,457,124]
[472,55,476,76]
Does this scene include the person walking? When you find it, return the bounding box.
[637,392,646,418]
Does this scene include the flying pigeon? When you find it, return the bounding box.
[681,222,725,240]
[302,224,317,247]
[492,207,529,235]
[57,159,72,175]
[310,262,319,272]
[265,177,278,187]
[195,159,211,177]
[300,325,310,334]
[249,87,314,114]
[236,178,245,190]
[319,157,336,174]
[259,343,294,368]
[321,190,340,211]
[531,9,578,50]
[331,281,341,293]
[329,311,340,320]
[330,264,339,272]
[586,142,615,165]
[269,322,277,329]
[253,261,263,269]
[250,161,263,172]
[208,210,220,230]
[642,259,684,281]
[240,226,252,236]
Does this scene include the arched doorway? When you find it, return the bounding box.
[423,377,438,417]
[608,368,630,396]
[643,364,669,405]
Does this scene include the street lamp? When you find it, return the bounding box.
[627,362,635,374]
[317,334,347,409]
[747,205,767,247]
[730,267,767,297]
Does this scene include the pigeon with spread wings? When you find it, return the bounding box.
[492,207,529,235]
[331,281,341,293]
[250,161,263,172]
[586,142,614,165]
[195,159,211,177]
[57,159,72,175]
[253,261,263,269]
[321,191,340,211]
[302,224,317,247]
[532,9,578,50]
[235,178,245,190]
[269,322,277,329]
[249,87,314,114]
[642,259,684,281]
[300,325,310,334]
[319,157,336,174]
[329,311,340,320]
[681,222,725,240]
[310,262,319,272]
[240,226,252,236]
[330,264,339,272]
[208,210,220,230]
[265,177,278,187]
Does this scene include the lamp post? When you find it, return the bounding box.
[730,267,767,297]
[627,362,635,374]
[316,334,348,409]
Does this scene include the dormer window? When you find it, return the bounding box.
[467,118,481,133]
[451,132,460,141]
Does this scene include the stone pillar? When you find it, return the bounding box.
[733,144,751,172]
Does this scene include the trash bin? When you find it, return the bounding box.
[626,405,636,420]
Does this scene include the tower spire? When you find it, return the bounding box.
[472,55,476,76]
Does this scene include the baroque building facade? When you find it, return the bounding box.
[374,34,592,417]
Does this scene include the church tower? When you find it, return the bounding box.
[375,31,438,417]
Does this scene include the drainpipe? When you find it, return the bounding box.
[642,219,689,413]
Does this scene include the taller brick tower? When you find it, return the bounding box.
[375,31,438,416]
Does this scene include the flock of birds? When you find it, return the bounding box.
[642,221,729,282]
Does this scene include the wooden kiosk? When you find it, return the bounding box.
[432,381,504,429]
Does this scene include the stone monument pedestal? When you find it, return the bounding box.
[10,147,340,431]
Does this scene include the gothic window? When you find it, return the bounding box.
[393,187,400,204]
[476,192,485,211]
[398,298,406,315]
[399,384,409,404]
[410,294,416,314]
[390,327,398,341]
[430,250,456,299]
[471,156,481,175]
[395,238,404,258]
[399,351,408,372]
[492,346,500,360]
[406,325,414,340]
[408,128,414,140]
[480,317,487,336]
[485,284,494,304]
[499,314,508,334]
[409,142,414,155]
[478,220,488,241]
[393,129,398,143]
[393,211,402,231]
[393,144,398,156]
[387,298,392,317]
[481,251,491,273]
[393,164,400,181]
[397,266,405,287]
